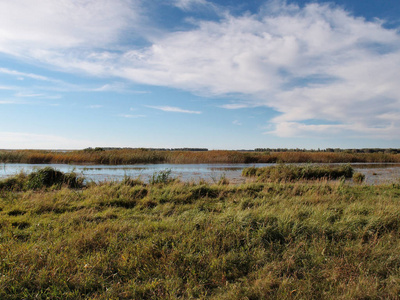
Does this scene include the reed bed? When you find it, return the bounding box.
[1,168,400,298]
[242,164,354,182]
[1,149,400,165]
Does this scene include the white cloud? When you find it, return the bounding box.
[0,132,91,149]
[118,1,400,139]
[0,0,139,54]
[173,0,208,10]
[233,120,242,126]
[0,100,23,104]
[14,92,44,98]
[0,85,18,91]
[220,103,250,109]
[146,105,201,114]
[1,0,400,140]
[0,67,52,81]
[172,0,219,13]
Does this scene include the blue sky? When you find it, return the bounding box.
[1,0,400,150]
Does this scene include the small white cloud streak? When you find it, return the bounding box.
[0,85,19,90]
[0,98,60,106]
[15,92,45,98]
[0,67,52,81]
[172,0,220,13]
[119,114,146,118]
[233,120,242,126]
[146,105,202,114]
[173,0,208,10]
[220,103,250,109]
[0,100,24,104]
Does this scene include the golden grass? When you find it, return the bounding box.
[1,149,400,164]
[1,173,400,298]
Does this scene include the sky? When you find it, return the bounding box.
[0,0,400,150]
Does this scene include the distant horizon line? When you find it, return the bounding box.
[1,147,400,153]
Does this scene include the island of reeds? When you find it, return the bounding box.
[1,165,400,299]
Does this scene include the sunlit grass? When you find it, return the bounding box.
[1,149,400,164]
[1,168,400,298]
[242,164,354,182]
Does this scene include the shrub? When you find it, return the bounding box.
[353,172,365,183]
[0,167,84,191]
[149,169,173,185]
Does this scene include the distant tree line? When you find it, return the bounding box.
[82,147,400,154]
[83,147,209,152]
[254,148,400,154]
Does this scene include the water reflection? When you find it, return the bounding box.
[0,163,274,183]
[0,163,399,185]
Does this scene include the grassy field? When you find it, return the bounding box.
[1,149,400,164]
[1,168,400,299]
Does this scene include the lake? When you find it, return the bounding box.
[1,163,400,185]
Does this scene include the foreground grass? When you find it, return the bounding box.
[1,176,400,299]
[1,149,400,164]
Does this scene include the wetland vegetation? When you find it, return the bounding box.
[1,148,400,165]
[1,167,400,299]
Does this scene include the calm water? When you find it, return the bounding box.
[0,163,273,184]
[1,163,400,184]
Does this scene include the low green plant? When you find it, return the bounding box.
[149,169,173,184]
[353,172,366,183]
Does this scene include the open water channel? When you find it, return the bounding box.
[1,163,400,185]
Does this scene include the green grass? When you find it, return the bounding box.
[0,167,83,191]
[1,169,400,299]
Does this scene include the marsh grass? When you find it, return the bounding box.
[1,169,400,298]
[0,167,84,191]
[242,164,354,182]
[1,149,400,165]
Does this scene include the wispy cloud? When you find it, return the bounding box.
[172,0,219,12]
[233,120,242,126]
[88,105,103,109]
[13,92,61,99]
[146,105,202,114]
[0,85,19,91]
[220,103,249,110]
[118,114,146,118]
[0,67,52,81]
[0,100,24,105]
[14,92,44,98]
[0,98,60,106]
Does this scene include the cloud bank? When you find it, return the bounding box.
[1,0,400,139]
